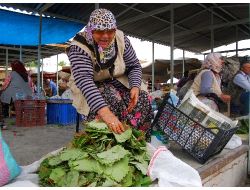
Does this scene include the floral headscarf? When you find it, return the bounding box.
[81,8,117,64]
[202,53,223,73]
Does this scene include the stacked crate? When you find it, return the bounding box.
[14,100,46,127]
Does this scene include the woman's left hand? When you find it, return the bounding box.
[127,87,139,113]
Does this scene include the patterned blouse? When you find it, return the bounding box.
[68,36,142,113]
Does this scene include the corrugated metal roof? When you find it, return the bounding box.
[0,3,249,63]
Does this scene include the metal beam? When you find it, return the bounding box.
[174,18,249,38]
[0,46,64,54]
[118,3,187,27]
[175,26,229,50]
[211,8,214,53]
[217,4,247,8]
[203,47,250,55]
[38,3,55,13]
[170,4,174,88]
[202,3,249,36]
[116,3,138,19]
[120,3,220,48]
[147,9,207,38]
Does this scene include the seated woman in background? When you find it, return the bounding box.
[58,72,72,100]
[191,53,231,112]
[0,60,33,117]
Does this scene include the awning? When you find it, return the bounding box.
[0,9,84,45]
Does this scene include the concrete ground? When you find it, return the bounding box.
[1,118,76,165]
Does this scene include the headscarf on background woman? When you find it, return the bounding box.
[80,8,117,64]
[201,52,223,74]
[11,60,28,82]
[1,60,28,91]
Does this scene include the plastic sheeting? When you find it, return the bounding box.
[0,9,84,45]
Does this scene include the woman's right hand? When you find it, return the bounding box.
[220,94,231,103]
[97,107,125,134]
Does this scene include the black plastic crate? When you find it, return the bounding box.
[152,94,239,164]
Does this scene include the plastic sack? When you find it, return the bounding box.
[0,130,21,186]
[147,146,202,187]
[168,90,179,107]
[225,134,242,149]
[4,148,64,187]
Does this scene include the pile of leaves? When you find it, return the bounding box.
[38,121,152,187]
[236,119,249,134]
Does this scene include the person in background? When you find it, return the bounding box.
[147,78,153,92]
[177,72,197,100]
[58,72,72,100]
[154,79,161,91]
[45,79,57,96]
[191,53,231,112]
[27,70,36,93]
[176,70,189,91]
[232,56,250,115]
[0,60,33,118]
[67,8,152,139]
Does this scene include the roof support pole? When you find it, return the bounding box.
[41,58,44,89]
[182,50,185,77]
[235,25,238,57]
[151,41,155,92]
[19,45,22,62]
[56,54,59,95]
[5,48,8,76]
[210,8,214,53]
[95,3,99,9]
[170,4,174,88]
[37,14,42,94]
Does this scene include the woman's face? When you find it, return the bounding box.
[92,29,116,49]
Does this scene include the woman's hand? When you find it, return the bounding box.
[98,107,125,134]
[220,93,231,103]
[127,87,139,113]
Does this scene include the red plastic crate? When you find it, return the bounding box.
[14,100,46,127]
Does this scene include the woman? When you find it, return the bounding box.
[1,60,33,117]
[67,8,152,138]
[191,53,231,112]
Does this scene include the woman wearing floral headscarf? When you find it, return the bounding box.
[191,53,231,111]
[67,9,152,139]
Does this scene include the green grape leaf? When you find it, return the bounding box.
[97,145,130,165]
[130,161,148,175]
[103,156,129,183]
[113,127,132,143]
[60,148,88,161]
[63,170,79,187]
[121,166,133,187]
[49,168,66,184]
[48,155,63,166]
[70,158,104,174]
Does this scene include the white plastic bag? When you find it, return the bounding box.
[4,148,64,187]
[224,134,242,149]
[147,146,202,187]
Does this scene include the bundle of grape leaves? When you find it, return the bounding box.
[38,120,152,187]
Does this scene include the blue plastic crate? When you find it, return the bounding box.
[47,100,77,125]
